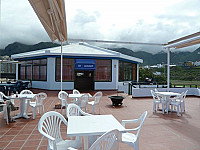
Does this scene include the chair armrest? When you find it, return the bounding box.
[121,118,140,127]
[122,126,140,132]
[41,131,56,141]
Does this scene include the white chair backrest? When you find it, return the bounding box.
[58,91,68,100]
[20,90,33,95]
[135,111,148,138]
[79,94,89,107]
[154,88,158,92]
[73,89,80,94]
[36,93,47,105]
[151,90,160,101]
[0,92,7,101]
[183,90,188,99]
[93,91,102,104]
[38,111,68,144]
[89,129,119,150]
[67,103,91,117]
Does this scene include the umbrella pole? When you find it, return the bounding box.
[61,42,63,91]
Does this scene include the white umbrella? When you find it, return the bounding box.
[29,0,67,91]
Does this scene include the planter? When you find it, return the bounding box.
[108,96,124,106]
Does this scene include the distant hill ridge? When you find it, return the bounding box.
[0,42,199,65]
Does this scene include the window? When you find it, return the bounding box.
[95,60,111,81]
[119,61,137,81]
[19,59,47,81]
[56,58,74,81]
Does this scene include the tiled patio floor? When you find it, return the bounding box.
[0,89,200,150]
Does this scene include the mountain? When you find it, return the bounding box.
[110,47,200,65]
[0,42,60,56]
[0,42,199,65]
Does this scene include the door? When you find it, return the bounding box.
[74,70,94,91]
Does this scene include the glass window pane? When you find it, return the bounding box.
[40,66,47,80]
[26,66,32,80]
[33,60,40,65]
[20,66,25,80]
[33,66,39,80]
[56,58,74,81]
[41,59,47,65]
[95,60,111,81]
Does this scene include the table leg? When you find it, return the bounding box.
[83,136,89,150]
[13,99,29,119]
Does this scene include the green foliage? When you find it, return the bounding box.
[139,68,167,83]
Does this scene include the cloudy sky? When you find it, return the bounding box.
[0,0,200,53]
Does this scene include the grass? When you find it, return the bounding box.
[171,80,200,88]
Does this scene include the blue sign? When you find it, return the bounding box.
[75,59,95,70]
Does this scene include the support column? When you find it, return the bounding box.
[16,63,18,80]
[167,48,170,91]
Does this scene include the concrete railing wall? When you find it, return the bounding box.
[132,88,200,97]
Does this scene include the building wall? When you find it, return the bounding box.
[28,58,139,91]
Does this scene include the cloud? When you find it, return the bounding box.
[0,0,199,54]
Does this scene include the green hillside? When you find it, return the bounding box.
[0,42,199,66]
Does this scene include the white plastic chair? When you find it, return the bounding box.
[71,89,81,103]
[170,91,187,116]
[73,89,80,94]
[78,94,89,112]
[66,103,91,118]
[29,93,47,119]
[120,111,148,150]
[58,91,68,114]
[38,111,82,150]
[151,90,165,114]
[89,129,119,150]
[20,90,34,115]
[0,92,10,124]
[69,129,119,150]
[0,93,9,125]
[88,91,102,115]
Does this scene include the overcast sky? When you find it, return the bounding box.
[0,0,200,53]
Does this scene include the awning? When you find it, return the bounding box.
[28,0,67,42]
[164,31,200,49]
[75,59,95,70]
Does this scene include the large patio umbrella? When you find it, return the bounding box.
[29,0,67,91]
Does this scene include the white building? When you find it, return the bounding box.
[194,61,200,66]
[11,43,143,91]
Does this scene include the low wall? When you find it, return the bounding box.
[132,88,200,97]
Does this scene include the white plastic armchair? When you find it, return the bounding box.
[20,90,33,95]
[66,103,91,118]
[170,91,187,116]
[120,111,148,150]
[151,90,164,114]
[38,111,82,150]
[89,129,119,150]
[71,89,81,103]
[0,92,10,124]
[88,91,102,114]
[58,91,68,114]
[29,93,47,119]
[79,94,89,112]
[69,129,119,150]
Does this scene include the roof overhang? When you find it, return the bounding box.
[164,31,200,49]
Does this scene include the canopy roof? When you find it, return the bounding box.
[29,0,67,42]
[164,31,200,49]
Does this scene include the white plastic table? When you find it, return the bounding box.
[155,92,180,113]
[69,93,92,99]
[9,94,36,119]
[67,115,125,150]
